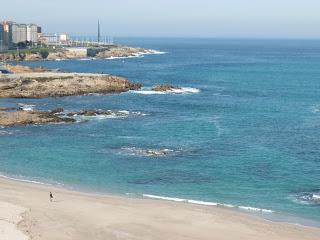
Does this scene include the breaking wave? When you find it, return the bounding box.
[105,49,166,60]
[18,103,35,111]
[67,110,148,122]
[0,130,14,136]
[142,194,274,213]
[131,87,200,95]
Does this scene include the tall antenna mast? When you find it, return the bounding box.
[98,19,101,43]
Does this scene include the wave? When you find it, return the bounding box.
[105,55,144,60]
[144,49,167,55]
[311,105,320,113]
[67,110,148,122]
[131,87,200,95]
[18,103,35,111]
[105,49,166,60]
[0,130,14,136]
[78,58,96,61]
[142,194,274,213]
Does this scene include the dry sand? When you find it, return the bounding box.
[0,177,319,240]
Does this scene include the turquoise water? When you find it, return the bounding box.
[1,39,320,224]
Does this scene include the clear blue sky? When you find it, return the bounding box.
[1,0,320,38]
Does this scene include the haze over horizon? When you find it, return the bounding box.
[1,0,320,39]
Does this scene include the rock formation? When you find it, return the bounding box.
[0,109,75,127]
[151,85,182,92]
[0,72,141,98]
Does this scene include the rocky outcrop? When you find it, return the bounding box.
[152,85,181,92]
[96,46,147,58]
[2,64,49,73]
[0,109,75,127]
[0,72,141,98]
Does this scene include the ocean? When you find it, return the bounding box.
[0,38,320,225]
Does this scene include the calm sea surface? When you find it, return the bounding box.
[1,38,320,224]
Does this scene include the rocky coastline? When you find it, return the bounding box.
[0,108,145,127]
[0,45,155,62]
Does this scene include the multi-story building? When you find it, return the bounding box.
[39,33,58,45]
[0,24,5,51]
[59,33,69,43]
[12,23,27,44]
[2,22,13,49]
[27,24,38,43]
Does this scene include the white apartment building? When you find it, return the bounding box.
[27,24,38,43]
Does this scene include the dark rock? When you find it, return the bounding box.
[152,85,181,92]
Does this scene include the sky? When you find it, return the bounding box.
[1,0,320,38]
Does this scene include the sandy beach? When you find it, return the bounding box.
[0,177,319,240]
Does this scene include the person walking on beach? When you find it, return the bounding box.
[50,192,53,202]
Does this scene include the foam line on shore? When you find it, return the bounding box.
[142,194,274,213]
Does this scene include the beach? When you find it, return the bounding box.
[0,177,319,240]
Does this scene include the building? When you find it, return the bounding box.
[0,24,5,51]
[2,22,13,49]
[12,23,27,44]
[27,24,38,43]
[39,33,58,45]
[59,33,69,43]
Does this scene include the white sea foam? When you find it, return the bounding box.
[105,55,144,60]
[313,194,320,200]
[144,49,167,55]
[238,206,274,213]
[18,103,35,111]
[143,194,186,202]
[131,87,200,95]
[78,58,96,61]
[105,49,166,60]
[70,110,147,122]
[0,130,14,136]
[187,200,218,206]
[120,147,177,157]
[142,194,274,213]
[311,105,320,113]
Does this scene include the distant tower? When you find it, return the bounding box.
[97,20,100,43]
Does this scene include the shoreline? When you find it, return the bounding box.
[1,172,319,228]
[0,174,319,240]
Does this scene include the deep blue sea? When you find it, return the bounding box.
[1,38,320,225]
